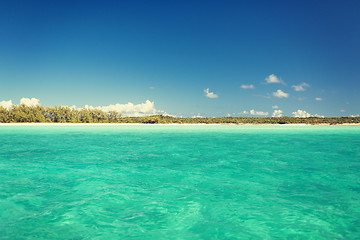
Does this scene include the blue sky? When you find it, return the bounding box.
[0,0,359,117]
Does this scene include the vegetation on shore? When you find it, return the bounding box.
[0,105,359,124]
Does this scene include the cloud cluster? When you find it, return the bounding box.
[242,109,268,116]
[83,100,164,117]
[20,98,40,107]
[292,82,310,91]
[204,88,219,98]
[272,110,283,117]
[0,100,13,110]
[0,98,165,117]
[241,84,255,89]
[20,97,40,107]
[265,74,284,84]
[273,89,289,98]
[1,98,41,109]
[292,109,311,118]
[204,73,332,117]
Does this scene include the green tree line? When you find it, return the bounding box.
[0,105,122,123]
[0,105,359,124]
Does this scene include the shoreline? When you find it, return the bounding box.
[0,123,359,126]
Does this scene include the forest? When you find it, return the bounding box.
[0,105,359,125]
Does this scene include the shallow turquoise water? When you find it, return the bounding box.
[0,125,360,239]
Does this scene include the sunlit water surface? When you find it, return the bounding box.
[1,125,360,239]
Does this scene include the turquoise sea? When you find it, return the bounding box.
[1,125,360,239]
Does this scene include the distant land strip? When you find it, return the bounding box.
[0,105,359,125]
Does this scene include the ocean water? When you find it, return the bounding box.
[0,125,360,239]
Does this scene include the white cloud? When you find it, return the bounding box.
[149,86,155,90]
[20,97,40,107]
[0,98,165,117]
[0,100,13,110]
[249,109,268,116]
[88,100,163,117]
[340,109,345,113]
[192,115,203,118]
[241,84,255,89]
[241,110,269,116]
[272,110,283,117]
[204,88,219,99]
[292,82,310,91]
[265,74,284,84]
[315,97,323,101]
[272,105,279,109]
[273,89,289,98]
[1,98,41,109]
[84,105,95,110]
[292,109,325,118]
[292,109,311,118]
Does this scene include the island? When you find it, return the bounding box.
[0,105,359,125]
